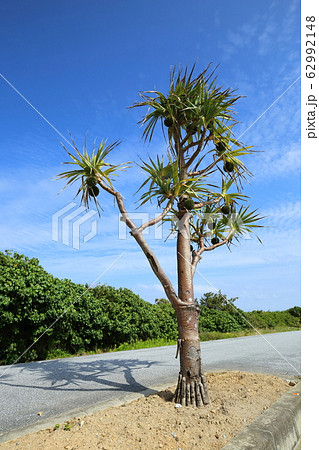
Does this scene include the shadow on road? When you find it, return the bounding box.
[0,357,159,395]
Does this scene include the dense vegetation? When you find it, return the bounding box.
[197,291,301,332]
[0,251,300,365]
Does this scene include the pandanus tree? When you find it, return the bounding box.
[57,64,263,406]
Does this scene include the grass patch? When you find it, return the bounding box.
[45,338,176,361]
[199,326,300,342]
[110,338,176,352]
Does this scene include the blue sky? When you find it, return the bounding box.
[0,0,301,311]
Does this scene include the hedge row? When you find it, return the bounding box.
[0,252,178,364]
[0,251,300,365]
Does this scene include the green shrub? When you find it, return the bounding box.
[152,300,178,341]
[0,251,300,365]
[0,251,105,364]
[198,290,249,330]
[286,306,301,318]
[92,285,157,345]
[199,307,242,333]
[92,285,178,345]
[245,310,300,329]
[0,251,178,364]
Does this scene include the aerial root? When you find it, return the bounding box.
[174,373,210,407]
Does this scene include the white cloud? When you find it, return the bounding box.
[249,142,300,181]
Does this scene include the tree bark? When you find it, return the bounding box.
[174,212,210,407]
[99,182,210,407]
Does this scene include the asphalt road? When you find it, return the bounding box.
[0,331,300,442]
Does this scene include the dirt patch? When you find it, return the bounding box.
[1,371,296,449]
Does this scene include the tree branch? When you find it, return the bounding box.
[137,197,175,232]
[98,180,187,308]
[191,236,205,277]
[202,232,232,252]
[193,197,221,209]
[191,231,233,276]
[96,179,116,196]
[189,153,224,177]
[184,131,208,168]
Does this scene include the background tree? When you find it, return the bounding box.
[198,290,238,313]
[57,64,263,406]
[198,290,249,332]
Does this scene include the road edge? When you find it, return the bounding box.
[222,382,301,450]
[0,382,173,445]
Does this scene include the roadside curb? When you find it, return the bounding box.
[222,382,301,450]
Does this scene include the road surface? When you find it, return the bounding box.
[0,331,300,442]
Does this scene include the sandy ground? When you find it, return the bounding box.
[1,371,297,450]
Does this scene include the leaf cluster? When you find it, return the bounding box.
[56,64,264,254]
[132,64,239,145]
[137,155,214,207]
[56,136,129,213]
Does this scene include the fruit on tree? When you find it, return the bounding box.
[86,176,97,188]
[89,186,100,197]
[221,204,230,215]
[224,161,234,173]
[164,117,173,127]
[183,198,195,210]
[216,141,226,153]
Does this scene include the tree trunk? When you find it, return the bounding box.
[174,211,210,407]
[174,304,210,407]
